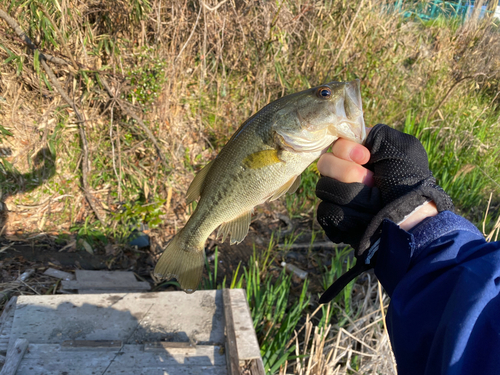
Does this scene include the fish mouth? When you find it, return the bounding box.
[330,118,366,144]
[332,79,366,144]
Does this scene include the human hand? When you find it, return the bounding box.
[315,136,379,250]
[316,124,454,303]
[317,130,439,233]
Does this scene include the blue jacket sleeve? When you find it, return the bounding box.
[374,211,500,375]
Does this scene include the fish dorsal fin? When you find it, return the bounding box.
[218,210,253,245]
[269,175,301,201]
[243,149,282,169]
[186,160,214,205]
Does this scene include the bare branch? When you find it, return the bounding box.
[97,75,169,171]
[40,59,106,223]
[37,4,79,70]
[0,7,106,223]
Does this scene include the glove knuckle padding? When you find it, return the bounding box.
[317,202,345,227]
[366,124,433,205]
[316,177,382,212]
[355,124,454,255]
[318,202,374,250]
[317,178,366,205]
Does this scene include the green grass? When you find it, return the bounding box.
[202,237,386,373]
[202,237,311,374]
[403,100,500,226]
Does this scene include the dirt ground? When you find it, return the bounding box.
[0,205,349,312]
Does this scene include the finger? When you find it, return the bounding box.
[331,139,370,164]
[317,153,374,186]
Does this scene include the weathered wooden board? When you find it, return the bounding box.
[229,288,261,361]
[0,339,28,375]
[43,268,75,281]
[222,289,239,375]
[61,340,123,351]
[144,341,196,352]
[15,343,227,375]
[61,270,150,293]
[2,290,263,374]
[0,297,16,354]
[8,291,225,353]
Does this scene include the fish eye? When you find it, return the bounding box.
[316,87,332,99]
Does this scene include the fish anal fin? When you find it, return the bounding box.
[269,175,301,201]
[217,210,253,245]
[243,149,282,169]
[186,160,214,205]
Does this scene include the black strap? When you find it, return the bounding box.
[319,261,372,304]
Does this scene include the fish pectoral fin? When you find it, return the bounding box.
[288,174,301,195]
[217,210,253,245]
[269,175,301,201]
[186,160,214,205]
[243,149,282,169]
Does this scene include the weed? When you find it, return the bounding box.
[111,197,166,240]
[403,109,500,218]
[125,49,167,111]
[320,247,357,324]
[202,236,310,373]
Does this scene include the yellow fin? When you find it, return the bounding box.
[269,175,301,201]
[186,160,214,205]
[154,230,205,293]
[288,175,301,195]
[218,210,253,245]
[243,149,282,169]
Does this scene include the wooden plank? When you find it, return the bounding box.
[76,288,149,294]
[144,341,196,352]
[250,358,265,375]
[229,289,261,361]
[9,292,225,352]
[0,338,28,375]
[0,297,17,331]
[61,280,151,291]
[43,268,75,280]
[60,270,151,292]
[223,289,240,375]
[75,270,138,284]
[0,297,16,354]
[15,343,227,375]
[61,340,123,351]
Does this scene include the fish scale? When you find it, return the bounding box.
[155,80,366,292]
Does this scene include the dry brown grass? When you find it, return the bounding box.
[278,277,395,375]
[0,1,498,226]
[0,1,499,237]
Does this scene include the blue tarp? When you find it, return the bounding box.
[392,1,492,21]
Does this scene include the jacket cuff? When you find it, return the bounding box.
[374,211,482,296]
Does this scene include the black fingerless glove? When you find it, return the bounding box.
[317,124,454,304]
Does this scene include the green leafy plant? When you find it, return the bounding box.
[111,197,166,240]
[125,49,167,111]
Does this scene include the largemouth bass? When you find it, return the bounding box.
[155,80,366,292]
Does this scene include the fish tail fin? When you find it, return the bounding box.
[154,231,205,293]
